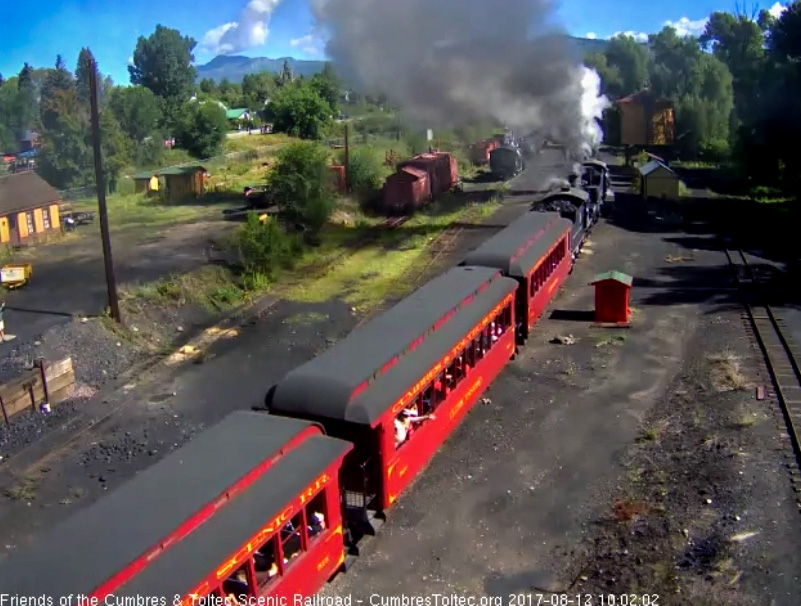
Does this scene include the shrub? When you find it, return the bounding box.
[338,146,385,194]
[266,142,335,233]
[236,213,299,279]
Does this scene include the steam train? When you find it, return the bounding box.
[1,163,606,605]
[489,146,526,180]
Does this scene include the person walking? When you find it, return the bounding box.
[0,300,6,342]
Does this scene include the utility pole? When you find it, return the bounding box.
[88,58,122,323]
[344,122,351,193]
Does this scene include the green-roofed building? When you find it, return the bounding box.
[133,165,207,202]
[226,108,251,123]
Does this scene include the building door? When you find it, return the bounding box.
[0,217,9,244]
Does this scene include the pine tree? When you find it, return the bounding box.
[75,48,99,106]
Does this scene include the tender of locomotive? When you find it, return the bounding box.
[530,187,591,261]
[489,146,525,180]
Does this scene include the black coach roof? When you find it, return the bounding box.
[461,212,571,277]
[0,412,320,598]
[540,186,589,204]
[115,434,352,599]
[269,266,517,426]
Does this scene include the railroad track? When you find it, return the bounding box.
[725,246,801,493]
[409,225,466,289]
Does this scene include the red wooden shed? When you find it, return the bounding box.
[383,167,429,214]
[590,271,633,325]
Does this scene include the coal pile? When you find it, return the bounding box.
[531,198,580,214]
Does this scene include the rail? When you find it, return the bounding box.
[724,245,801,483]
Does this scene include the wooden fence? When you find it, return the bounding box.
[0,357,76,425]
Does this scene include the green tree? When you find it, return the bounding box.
[37,102,92,189]
[269,83,333,140]
[236,213,298,278]
[242,71,276,110]
[108,85,162,143]
[174,101,228,158]
[16,63,37,134]
[75,48,99,107]
[129,25,197,127]
[604,35,650,98]
[0,78,21,150]
[584,52,623,99]
[309,63,340,114]
[266,141,334,233]
[39,55,75,133]
[700,12,766,121]
[280,60,293,85]
[199,78,217,95]
[99,110,131,193]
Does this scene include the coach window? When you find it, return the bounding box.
[281,513,304,564]
[254,535,279,587]
[473,337,483,361]
[223,564,252,602]
[305,491,328,540]
[446,359,457,389]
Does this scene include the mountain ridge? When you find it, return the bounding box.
[195,36,611,83]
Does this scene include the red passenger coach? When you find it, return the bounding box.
[461,211,573,344]
[0,412,352,603]
[266,266,518,524]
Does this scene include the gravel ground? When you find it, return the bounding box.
[566,304,801,606]
[0,318,147,457]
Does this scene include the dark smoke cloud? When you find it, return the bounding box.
[312,0,605,157]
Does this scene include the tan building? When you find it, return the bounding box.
[132,165,207,202]
[0,171,62,245]
[618,90,675,147]
[638,160,681,200]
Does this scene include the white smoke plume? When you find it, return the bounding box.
[202,0,282,55]
[312,0,608,158]
[579,66,610,157]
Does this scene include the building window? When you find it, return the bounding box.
[43,208,51,230]
[25,212,34,234]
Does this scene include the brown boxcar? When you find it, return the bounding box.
[384,167,429,214]
[434,152,459,190]
[398,155,440,198]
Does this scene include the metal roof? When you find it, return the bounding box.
[638,160,674,177]
[0,171,60,216]
[115,434,352,599]
[591,271,633,286]
[133,165,206,180]
[389,166,428,181]
[461,212,572,278]
[0,412,321,599]
[268,267,517,425]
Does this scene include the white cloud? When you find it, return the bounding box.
[612,31,649,42]
[585,32,597,39]
[663,16,708,37]
[769,2,787,18]
[127,56,134,65]
[290,32,324,56]
[201,0,282,55]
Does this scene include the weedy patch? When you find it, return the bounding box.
[285,311,330,325]
[4,474,42,501]
[612,499,648,521]
[707,351,750,392]
[595,334,626,348]
[665,254,695,263]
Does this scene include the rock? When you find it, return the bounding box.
[551,334,577,345]
[176,326,184,333]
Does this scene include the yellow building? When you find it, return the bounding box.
[133,165,207,202]
[638,160,681,200]
[618,90,675,147]
[133,172,161,196]
[0,171,62,245]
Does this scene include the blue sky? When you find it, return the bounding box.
[0,0,789,85]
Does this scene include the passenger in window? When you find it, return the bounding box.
[395,407,435,447]
[308,512,326,537]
